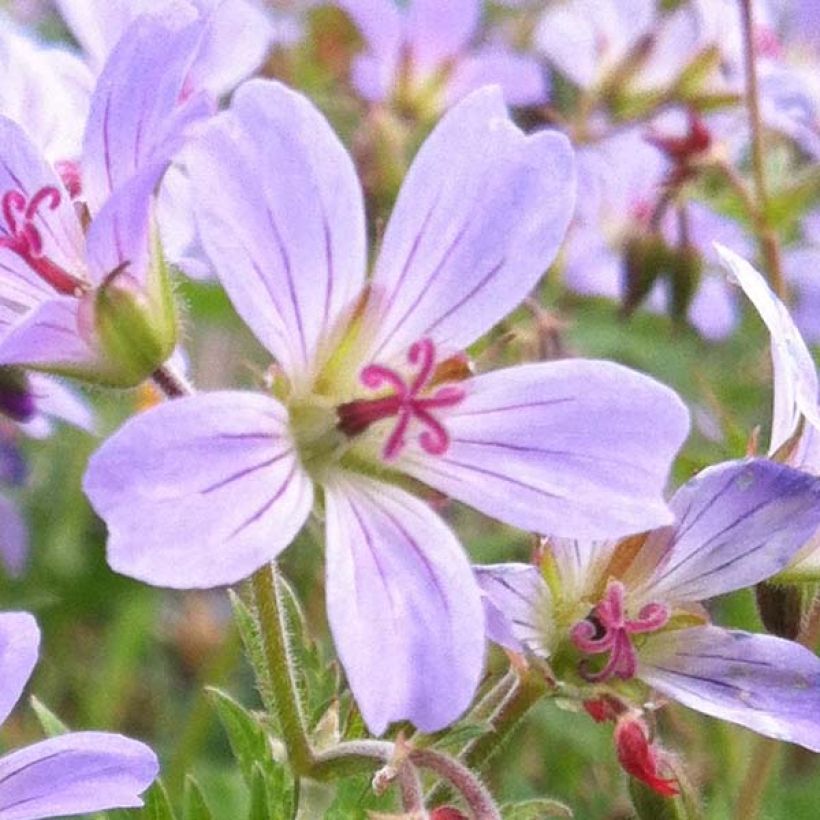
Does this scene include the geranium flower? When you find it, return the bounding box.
[0,7,210,385]
[477,458,820,751]
[83,82,689,734]
[0,611,158,818]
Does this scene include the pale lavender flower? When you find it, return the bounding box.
[83,82,689,734]
[0,611,158,818]
[0,7,209,385]
[338,0,547,111]
[478,458,820,750]
[781,210,820,344]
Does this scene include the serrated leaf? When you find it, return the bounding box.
[229,590,276,717]
[502,798,574,818]
[29,696,69,736]
[141,781,178,820]
[183,776,213,820]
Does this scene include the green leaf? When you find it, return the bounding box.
[501,798,574,818]
[141,781,178,820]
[431,721,491,751]
[183,777,213,820]
[229,590,276,717]
[247,765,273,820]
[29,696,69,736]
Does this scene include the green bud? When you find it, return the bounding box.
[622,232,670,316]
[755,581,803,640]
[667,243,703,322]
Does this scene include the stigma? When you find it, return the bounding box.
[336,338,465,460]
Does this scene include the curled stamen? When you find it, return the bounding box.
[337,338,466,460]
[571,580,669,683]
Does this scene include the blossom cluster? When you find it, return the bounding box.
[0,0,818,816]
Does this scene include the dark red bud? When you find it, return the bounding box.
[615,716,679,798]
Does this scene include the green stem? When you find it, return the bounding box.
[251,563,315,776]
[309,740,394,781]
[738,0,787,299]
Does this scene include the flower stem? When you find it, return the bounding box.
[310,740,394,781]
[151,361,193,398]
[251,562,315,776]
[738,0,786,299]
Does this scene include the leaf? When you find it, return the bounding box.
[29,696,70,736]
[141,781,178,820]
[229,590,276,717]
[183,777,213,820]
[501,797,574,818]
[431,721,491,751]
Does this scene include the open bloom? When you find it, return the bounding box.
[0,611,158,818]
[718,246,820,579]
[84,82,689,734]
[0,7,209,385]
[338,0,547,113]
[478,458,820,751]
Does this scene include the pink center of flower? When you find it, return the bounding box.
[336,338,465,460]
[0,187,84,296]
[570,580,669,683]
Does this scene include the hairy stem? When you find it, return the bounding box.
[151,361,193,398]
[309,739,394,781]
[251,563,315,776]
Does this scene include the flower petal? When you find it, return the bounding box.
[405,0,480,68]
[716,245,820,452]
[187,80,366,388]
[0,731,158,819]
[337,0,402,59]
[26,373,95,434]
[0,611,39,726]
[83,392,313,588]
[474,563,551,655]
[639,626,820,752]
[366,86,575,362]
[0,495,28,577]
[324,473,484,735]
[399,360,690,539]
[635,459,820,604]
[82,5,208,215]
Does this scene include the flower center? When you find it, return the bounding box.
[336,338,465,460]
[570,580,669,683]
[0,186,85,296]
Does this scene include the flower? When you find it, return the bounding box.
[0,611,158,818]
[83,82,689,734]
[0,7,210,386]
[338,0,547,114]
[477,458,820,751]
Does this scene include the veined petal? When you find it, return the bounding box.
[83,392,313,588]
[634,459,820,604]
[0,495,28,577]
[399,360,690,539]
[365,86,575,363]
[405,0,480,68]
[474,563,552,655]
[0,117,85,285]
[324,474,484,735]
[446,47,549,107]
[717,245,820,452]
[0,611,39,726]
[82,4,207,215]
[0,732,158,819]
[26,373,95,434]
[639,626,820,752]
[188,80,366,388]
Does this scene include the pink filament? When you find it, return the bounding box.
[0,186,82,296]
[337,338,465,460]
[570,580,669,683]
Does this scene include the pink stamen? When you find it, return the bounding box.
[54,160,82,200]
[0,186,84,296]
[337,338,465,460]
[570,580,669,683]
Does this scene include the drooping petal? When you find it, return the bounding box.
[0,731,158,819]
[365,86,575,363]
[639,626,820,752]
[0,611,39,726]
[188,80,366,388]
[83,392,313,588]
[399,360,690,539]
[633,459,820,604]
[324,473,484,735]
[82,4,208,215]
[405,0,480,68]
[716,245,820,452]
[0,494,28,577]
[474,563,552,655]
[446,47,549,107]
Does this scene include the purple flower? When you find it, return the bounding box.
[0,7,209,385]
[83,82,689,734]
[477,458,820,750]
[338,0,547,112]
[0,611,158,817]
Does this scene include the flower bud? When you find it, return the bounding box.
[667,243,703,323]
[615,715,679,799]
[755,580,803,640]
[622,232,669,316]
